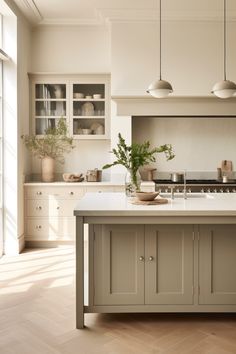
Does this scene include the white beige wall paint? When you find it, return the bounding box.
[31,140,111,180]
[111,20,236,96]
[31,25,111,73]
[132,117,236,172]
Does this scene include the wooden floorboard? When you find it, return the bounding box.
[1,246,236,354]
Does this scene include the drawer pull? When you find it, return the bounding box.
[36,206,42,210]
[149,256,154,261]
[69,191,74,195]
[36,191,42,195]
[36,225,42,229]
[139,256,144,261]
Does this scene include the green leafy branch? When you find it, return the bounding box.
[103,133,175,174]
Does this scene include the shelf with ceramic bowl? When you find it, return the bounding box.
[73,117,105,139]
[72,98,105,102]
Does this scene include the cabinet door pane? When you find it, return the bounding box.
[94,225,145,305]
[145,225,194,305]
[199,225,236,305]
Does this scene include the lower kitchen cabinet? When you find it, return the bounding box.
[92,223,236,308]
[93,224,194,306]
[199,225,236,305]
[93,225,145,305]
[24,183,124,246]
[145,225,193,305]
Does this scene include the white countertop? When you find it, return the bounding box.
[24,181,155,187]
[74,192,236,217]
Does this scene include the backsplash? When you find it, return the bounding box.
[132,117,236,174]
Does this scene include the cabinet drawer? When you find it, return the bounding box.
[26,186,85,200]
[26,199,77,217]
[26,217,75,240]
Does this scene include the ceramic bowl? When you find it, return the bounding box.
[74,93,84,99]
[63,173,84,182]
[135,191,159,201]
[93,94,102,99]
[82,128,92,135]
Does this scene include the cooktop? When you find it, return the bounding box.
[153,179,236,185]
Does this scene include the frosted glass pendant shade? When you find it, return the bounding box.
[147,79,173,98]
[211,80,236,98]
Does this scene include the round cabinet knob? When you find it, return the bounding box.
[69,191,74,195]
[149,256,154,261]
[36,206,42,210]
[139,256,144,261]
[36,191,42,195]
[56,206,60,210]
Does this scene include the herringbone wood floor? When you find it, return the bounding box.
[1,246,236,354]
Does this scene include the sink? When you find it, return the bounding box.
[161,193,214,199]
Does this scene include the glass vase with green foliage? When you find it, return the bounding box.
[22,118,74,182]
[103,133,175,196]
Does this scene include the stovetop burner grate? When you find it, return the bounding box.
[153,179,236,185]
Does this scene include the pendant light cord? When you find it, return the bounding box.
[224,0,226,81]
[159,0,162,80]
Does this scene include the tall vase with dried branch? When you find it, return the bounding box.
[22,118,75,182]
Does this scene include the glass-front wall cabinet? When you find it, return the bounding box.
[34,83,68,135]
[31,75,109,139]
[72,83,105,137]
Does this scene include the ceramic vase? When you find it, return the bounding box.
[42,157,55,182]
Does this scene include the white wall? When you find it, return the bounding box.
[132,116,236,172]
[111,20,236,96]
[31,25,111,73]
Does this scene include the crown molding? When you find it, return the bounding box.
[15,0,42,24]
[98,8,236,23]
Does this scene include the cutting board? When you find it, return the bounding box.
[221,160,233,173]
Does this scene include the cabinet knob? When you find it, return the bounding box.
[57,206,60,210]
[36,206,42,210]
[139,256,144,261]
[36,225,42,229]
[149,256,154,261]
[36,191,42,195]
[69,191,74,195]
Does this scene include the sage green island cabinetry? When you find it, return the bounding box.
[74,192,236,328]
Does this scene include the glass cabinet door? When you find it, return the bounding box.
[34,83,67,136]
[72,83,106,137]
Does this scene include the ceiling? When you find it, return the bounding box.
[12,0,236,26]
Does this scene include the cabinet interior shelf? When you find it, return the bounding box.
[35,99,67,102]
[73,99,105,102]
[35,116,67,119]
[73,116,105,119]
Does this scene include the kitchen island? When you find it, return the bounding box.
[74,192,236,328]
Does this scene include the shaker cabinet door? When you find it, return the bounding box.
[199,225,236,305]
[93,225,145,305]
[145,225,194,305]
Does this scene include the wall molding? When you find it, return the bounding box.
[16,0,43,23]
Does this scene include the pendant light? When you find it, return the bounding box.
[147,0,173,98]
[212,0,236,98]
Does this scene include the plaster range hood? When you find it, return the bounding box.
[111,96,236,117]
